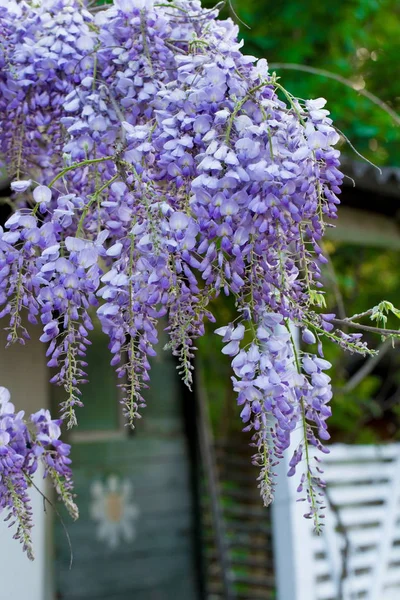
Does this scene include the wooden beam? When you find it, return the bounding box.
[327,206,400,249]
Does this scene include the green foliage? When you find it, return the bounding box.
[309,289,327,308]
[370,300,400,329]
[323,242,400,443]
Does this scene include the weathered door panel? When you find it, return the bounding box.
[54,331,199,600]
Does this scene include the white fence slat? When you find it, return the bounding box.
[285,443,400,600]
[338,504,386,527]
[272,352,400,600]
[316,544,400,581]
[317,566,400,598]
[326,482,391,505]
[322,462,395,484]
[386,567,400,586]
[383,589,400,600]
[322,444,400,462]
[317,571,373,598]
[369,455,400,598]
[313,522,396,552]
[315,578,337,600]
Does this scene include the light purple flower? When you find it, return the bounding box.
[33,186,52,204]
[11,180,31,193]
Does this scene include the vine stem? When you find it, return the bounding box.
[342,338,394,394]
[225,81,271,144]
[304,319,377,355]
[342,308,374,321]
[332,318,400,337]
[273,80,306,125]
[269,63,400,127]
[26,474,74,570]
[48,156,114,188]
[140,10,154,76]
[77,173,119,237]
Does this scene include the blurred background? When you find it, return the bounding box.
[1,0,400,599]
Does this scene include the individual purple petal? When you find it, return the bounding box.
[11,180,31,193]
[33,186,52,204]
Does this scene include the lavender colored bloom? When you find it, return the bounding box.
[0,387,76,559]
[302,328,316,345]
[10,180,31,193]
[0,0,363,539]
[33,186,52,205]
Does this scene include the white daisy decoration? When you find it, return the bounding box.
[90,475,139,549]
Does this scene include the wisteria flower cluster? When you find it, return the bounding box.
[0,0,378,547]
[0,386,76,559]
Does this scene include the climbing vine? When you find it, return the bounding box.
[0,0,398,557]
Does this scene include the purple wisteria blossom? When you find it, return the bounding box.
[0,0,372,540]
[0,387,76,559]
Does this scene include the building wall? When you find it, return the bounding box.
[0,325,201,600]
[54,330,201,600]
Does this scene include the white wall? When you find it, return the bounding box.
[0,331,52,600]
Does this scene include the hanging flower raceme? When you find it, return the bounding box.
[0,0,96,180]
[0,0,376,548]
[0,386,76,559]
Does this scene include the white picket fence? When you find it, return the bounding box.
[273,442,400,600]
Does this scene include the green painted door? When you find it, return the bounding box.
[54,331,200,600]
